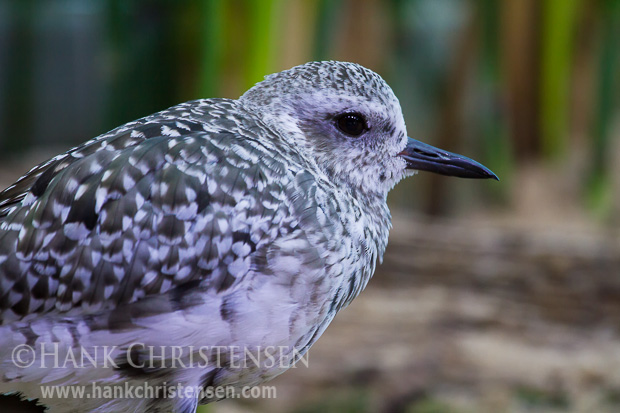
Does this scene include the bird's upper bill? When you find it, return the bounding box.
[399,137,499,180]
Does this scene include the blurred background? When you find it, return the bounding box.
[0,0,619,412]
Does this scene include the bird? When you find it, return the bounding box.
[0,61,497,412]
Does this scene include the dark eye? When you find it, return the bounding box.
[336,113,368,137]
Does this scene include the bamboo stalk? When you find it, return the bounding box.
[587,0,620,216]
[244,0,282,90]
[2,0,36,153]
[540,0,581,159]
[197,0,225,98]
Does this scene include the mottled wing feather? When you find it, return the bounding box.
[0,104,291,324]
[0,158,65,219]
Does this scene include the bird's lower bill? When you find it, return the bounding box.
[399,137,499,180]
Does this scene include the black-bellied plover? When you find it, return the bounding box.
[0,61,497,412]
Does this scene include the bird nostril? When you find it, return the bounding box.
[413,148,439,158]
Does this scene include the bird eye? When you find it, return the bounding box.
[336,113,368,137]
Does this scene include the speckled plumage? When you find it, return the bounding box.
[0,61,494,413]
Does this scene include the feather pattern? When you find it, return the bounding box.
[0,61,410,412]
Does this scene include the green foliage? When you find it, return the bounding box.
[587,0,620,216]
[197,0,225,98]
[292,389,371,413]
[477,0,514,199]
[406,396,457,413]
[244,0,281,89]
[515,385,570,409]
[540,0,581,159]
[1,0,36,153]
[195,403,212,413]
[313,0,343,60]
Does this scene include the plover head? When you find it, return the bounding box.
[240,61,497,196]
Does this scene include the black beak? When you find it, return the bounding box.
[399,137,499,180]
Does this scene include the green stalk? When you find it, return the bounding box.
[478,0,513,195]
[3,0,35,153]
[540,0,580,159]
[244,0,282,90]
[197,0,225,98]
[587,0,620,216]
[313,0,343,60]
